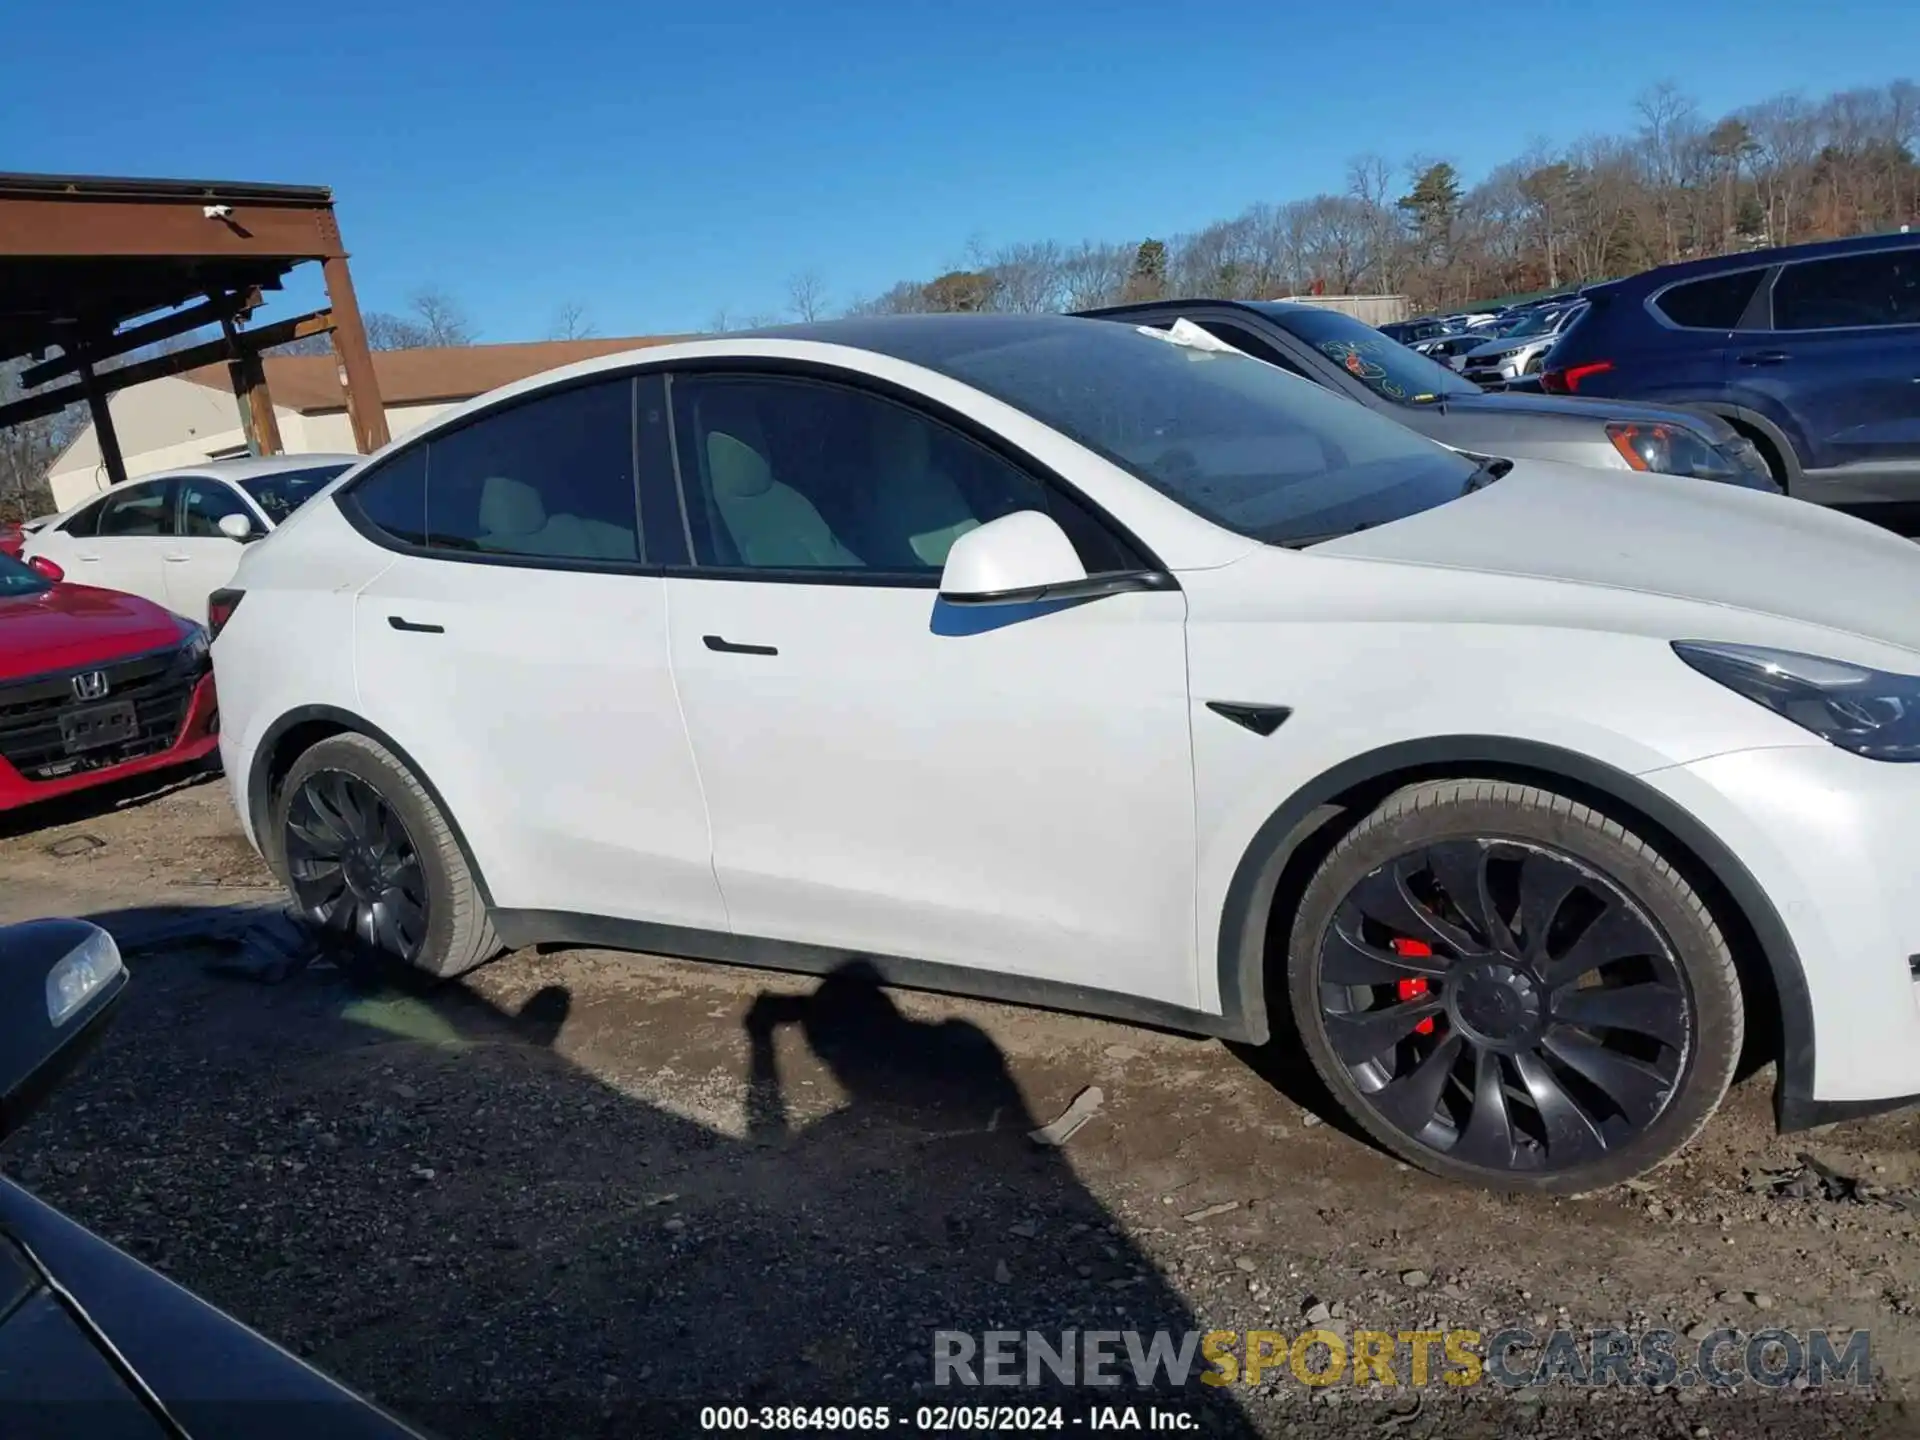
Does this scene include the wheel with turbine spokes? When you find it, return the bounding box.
[1287,779,1743,1194]
[272,731,500,978]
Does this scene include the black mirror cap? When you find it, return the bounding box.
[0,920,127,1143]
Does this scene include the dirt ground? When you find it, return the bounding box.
[2,767,1919,1438]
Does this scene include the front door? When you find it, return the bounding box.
[165,478,259,624]
[658,370,1200,1007]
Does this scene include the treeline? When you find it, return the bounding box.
[833,79,1918,319]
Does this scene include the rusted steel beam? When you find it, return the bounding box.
[0,195,345,259]
[321,253,389,452]
[220,315,283,456]
[74,348,128,487]
[19,288,263,388]
[0,309,333,430]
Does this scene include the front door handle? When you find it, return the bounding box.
[703,634,778,656]
[1736,350,1791,366]
[163,553,190,563]
[388,615,445,634]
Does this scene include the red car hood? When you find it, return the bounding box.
[0,583,188,681]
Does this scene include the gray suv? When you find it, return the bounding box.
[1079,299,1779,490]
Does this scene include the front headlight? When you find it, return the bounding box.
[1606,421,1738,480]
[1673,641,1920,761]
[46,926,124,1026]
[174,623,210,670]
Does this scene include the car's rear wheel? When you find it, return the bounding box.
[1286,778,1742,1194]
[274,732,500,978]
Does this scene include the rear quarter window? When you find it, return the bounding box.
[1652,269,1767,330]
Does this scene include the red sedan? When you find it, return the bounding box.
[0,552,218,813]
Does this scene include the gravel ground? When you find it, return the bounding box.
[2,771,1919,1437]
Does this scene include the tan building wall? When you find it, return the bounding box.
[47,385,457,512]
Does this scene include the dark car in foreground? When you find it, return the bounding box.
[0,553,218,813]
[1080,299,1778,489]
[0,917,427,1438]
[1539,232,1920,511]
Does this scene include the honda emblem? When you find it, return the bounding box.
[71,671,110,702]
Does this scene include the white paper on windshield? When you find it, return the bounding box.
[1136,317,1243,355]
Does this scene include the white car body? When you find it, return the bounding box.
[23,455,358,625]
[211,317,1920,1162]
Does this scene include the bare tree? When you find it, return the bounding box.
[547,301,597,340]
[786,270,831,322]
[365,287,478,350]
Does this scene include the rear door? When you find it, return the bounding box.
[346,373,728,933]
[1740,246,1920,503]
[165,478,261,624]
[34,479,177,609]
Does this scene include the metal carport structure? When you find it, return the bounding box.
[0,171,389,487]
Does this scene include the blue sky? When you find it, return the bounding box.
[4,0,1914,340]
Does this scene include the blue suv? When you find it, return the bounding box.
[1540,233,1920,515]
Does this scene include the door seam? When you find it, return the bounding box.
[661,577,735,932]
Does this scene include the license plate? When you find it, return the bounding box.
[60,700,138,754]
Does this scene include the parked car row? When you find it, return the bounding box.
[7,231,1919,1202]
[185,307,1920,1205]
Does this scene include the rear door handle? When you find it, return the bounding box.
[703,634,778,656]
[163,553,190,563]
[1737,350,1790,366]
[388,615,445,634]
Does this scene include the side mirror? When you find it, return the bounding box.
[0,920,127,1141]
[937,511,1088,605]
[26,555,63,583]
[217,512,256,542]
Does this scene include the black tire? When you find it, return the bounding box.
[272,732,500,979]
[1286,778,1742,1195]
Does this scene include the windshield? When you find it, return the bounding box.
[1249,305,1481,405]
[0,554,50,599]
[827,315,1483,547]
[1502,306,1573,339]
[239,464,351,524]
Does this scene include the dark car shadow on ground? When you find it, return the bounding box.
[2,904,1260,1438]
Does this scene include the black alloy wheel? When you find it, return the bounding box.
[1317,838,1688,1174]
[1288,779,1743,1193]
[285,768,431,961]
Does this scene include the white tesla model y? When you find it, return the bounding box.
[210,314,1920,1193]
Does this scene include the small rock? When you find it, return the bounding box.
[1752,1292,1776,1311]
[1303,1301,1332,1325]
[392,1083,419,1101]
[1234,1256,1256,1273]
[994,1259,1012,1284]
[1103,1045,1142,1061]
[1007,1220,1038,1239]
[1686,1322,1714,1341]
[662,1217,686,1233]
[410,1166,436,1183]
[1301,1113,1324,1128]
[1401,1269,1430,1289]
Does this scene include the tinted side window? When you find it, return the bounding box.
[1653,269,1766,329]
[1773,250,1920,330]
[179,479,254,536]
[94,481,176,537]
[344,447,428,546]
[425,379,638,562]
[671,375,1120,576]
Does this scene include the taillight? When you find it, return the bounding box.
[1541,359,1613,394]
[207,588,245,641]
[26,555,63,582]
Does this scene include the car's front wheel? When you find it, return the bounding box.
[273,732,500,978]
[1287,779,1743,1194]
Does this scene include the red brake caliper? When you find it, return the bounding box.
[1391,939,1437,1035]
